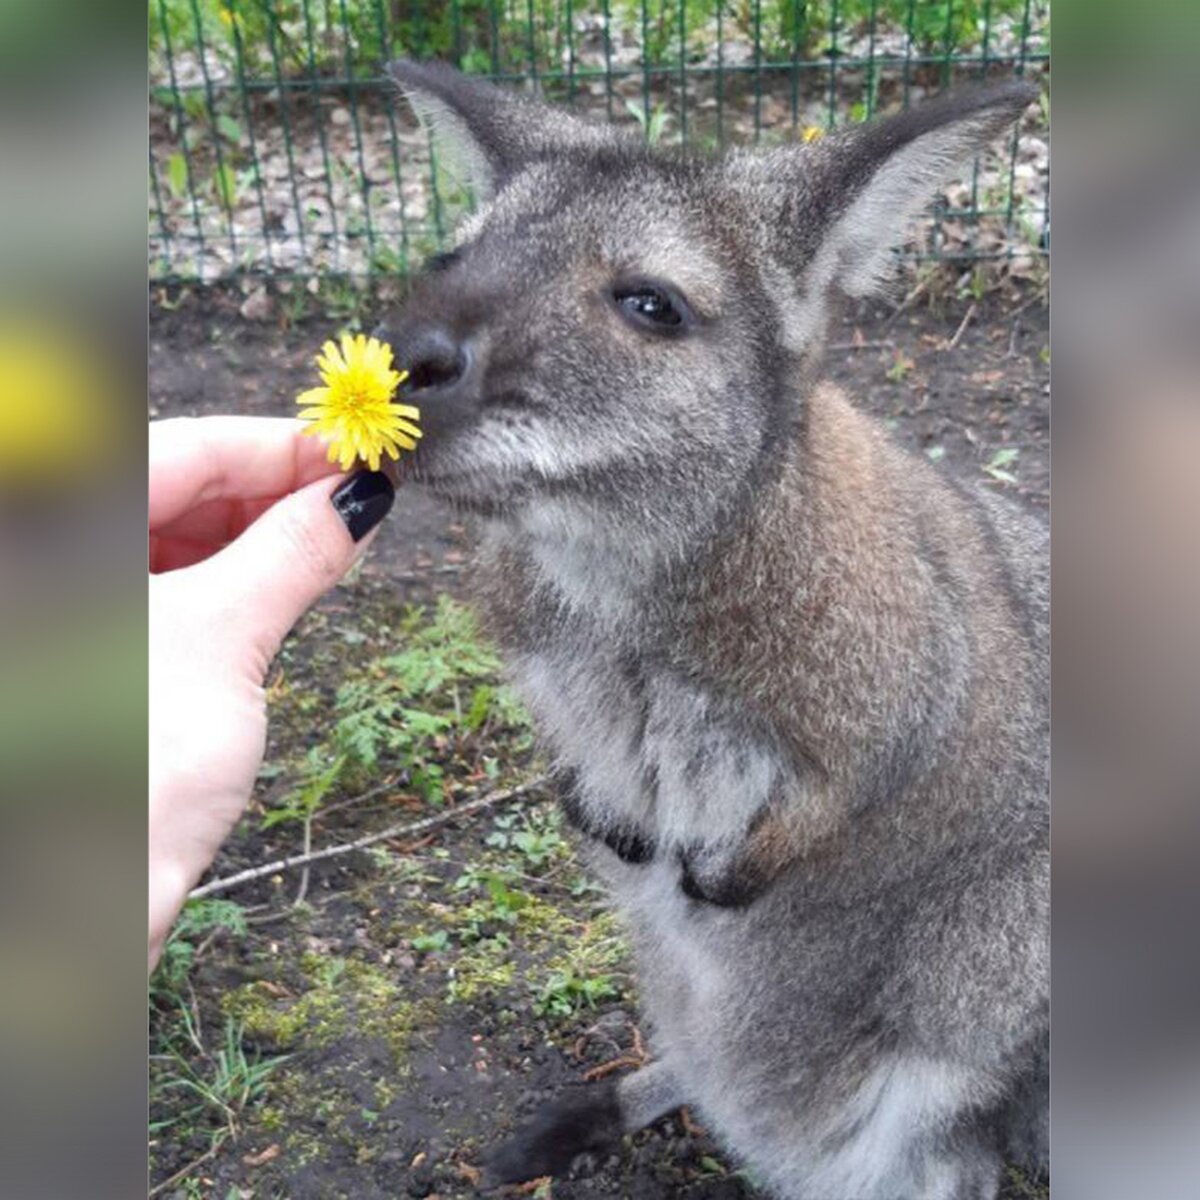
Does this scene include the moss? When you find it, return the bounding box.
[221,953,422,1065]
[447,935,517,1004]
[282,1126,324,1168]
[259,1106,285,1132]
[373,1077,398,1110]
[543,909,628,975]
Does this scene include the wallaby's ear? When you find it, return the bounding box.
[762,80,1039,299]
[388,59,618,200]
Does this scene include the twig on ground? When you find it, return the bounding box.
[945,302,977,351]
[827,339,895,352]
[149,1141,222,1197]
[1007,318,1022,359]
[189,776,551,900]
[1006,285,1049,321]
[583,1024,649,1081]
[883,275,932,329]
[583,1054,645,1081]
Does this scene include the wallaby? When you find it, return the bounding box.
[380,60,1048,1200]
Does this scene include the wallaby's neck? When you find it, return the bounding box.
[477,379,977,824]
[673,380,972,799]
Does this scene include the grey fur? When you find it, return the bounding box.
[382,62,1047,1200]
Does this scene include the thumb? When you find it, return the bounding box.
[197,468,394,665]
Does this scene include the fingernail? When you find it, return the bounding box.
[331,469,394,542]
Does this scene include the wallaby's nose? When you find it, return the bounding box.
[375,322,467,394]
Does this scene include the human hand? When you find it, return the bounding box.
[148,416,394,970]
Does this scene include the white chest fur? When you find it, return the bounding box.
[509,642,784,854]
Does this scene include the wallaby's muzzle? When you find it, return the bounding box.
[374,318,480,440]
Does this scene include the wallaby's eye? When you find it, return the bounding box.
[611,280,692,336]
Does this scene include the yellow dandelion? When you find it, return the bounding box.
[801,124,825,144]
[296,333,421,473]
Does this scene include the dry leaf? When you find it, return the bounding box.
[243,1144,281,1167]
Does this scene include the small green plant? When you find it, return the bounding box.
[886,349,916,382]
[370,243,410,276]
[453,868,531,930]
[534,966,618,1017]
[983,447,1020,484]
[411,930,451,953]
[153,898,248,994]
[485,807,568,871]
[165,152,190,199]
[624,97,673,146]
[212,163,240,212]
[215,112,242,145]
[317,276,367,326]
[261,748,345,831]
[261,597,532,830]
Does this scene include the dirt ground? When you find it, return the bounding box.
[148,276,1049,1200]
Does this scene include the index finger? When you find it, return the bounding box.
[149,416,341,531]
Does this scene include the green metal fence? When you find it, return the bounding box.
[149,1,1049,283]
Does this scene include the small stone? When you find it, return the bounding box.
[239,286,273,322]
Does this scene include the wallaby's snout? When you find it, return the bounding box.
[375,317,479,441]
[392,321,467,394]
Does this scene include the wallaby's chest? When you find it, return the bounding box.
[505,634,781,854]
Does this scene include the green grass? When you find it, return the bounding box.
[260,594,532,833]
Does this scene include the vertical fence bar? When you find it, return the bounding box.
[901,0,915,109]
[826,0,838,129]
[601,0,615,120]
[752,0,762,142]
[1004,0,1035,256]
[414,0,447,247]
[186,0,240,259]
[487,0,501,75]
[789,0,803,131]
[451,0,464,66]
[299,0,342,273]
[932,0,960,258]
[566,0,577,104]
[149,150,174,273]
[865,0,878,119]
[715,0,724,147]
[260,0,310,267]
[640,0,651,138]
[940,0,956,90]
[966,0,994,259]
[526,0,539,83]
[373,0,414,275]
[229,13,277,272]
[677,0,687,144]
[337,0,380,269]
[153,0,208,267]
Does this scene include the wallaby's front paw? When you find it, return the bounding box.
[484,1081,623,1185]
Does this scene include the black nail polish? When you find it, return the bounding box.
[332,470,394,542]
